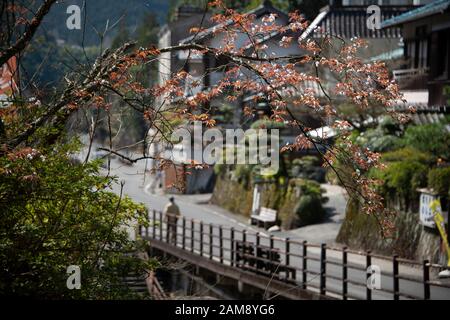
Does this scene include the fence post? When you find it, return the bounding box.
[152,210,156,239]
[423,260,430,300]
[191,220,194,253]
[393,255,399,300]
[302,241,307,289]
[320,243,326,295]
[174,218,178,246]
[230,228,235,267]
[182,217,186,250]
[342,247,348,300]
[209,224,213,260]
[200,222,204,257]
[366,250,372,300]
[219,226,224,264]
[269,235,275,273]
[255,232,260,270]
[285,238,290,281]
[285,238,290,266]
[242,229,247,244]
[159,211,163,241]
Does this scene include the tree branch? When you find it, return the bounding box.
[0,0,57,66]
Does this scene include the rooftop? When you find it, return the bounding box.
[301,5,414,40]
[382,0,450,28]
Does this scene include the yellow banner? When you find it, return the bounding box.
[431,200,450,267]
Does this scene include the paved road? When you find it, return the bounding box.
[105,158,450,300]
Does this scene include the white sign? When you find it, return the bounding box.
[420,192,437,228]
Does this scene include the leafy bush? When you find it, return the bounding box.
[294,178,325,197]
[378,116,401,134]
[356,128,401,152]
[428,167,450,196]
[294,194,326,226]
[291,156,325,182]
[381,147,435,164]
[233,164,254,186]
[214,163,226,177]
[374,161,428,199]
[0,141,153,298]
[403,124,450,159]
[293,155,321,167]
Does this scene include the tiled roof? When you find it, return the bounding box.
[382,0,450,28]
[303,5,414,39]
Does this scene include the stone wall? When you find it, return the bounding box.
[211,175,326,229]
[210,176,253,217]
[337,198,442,263]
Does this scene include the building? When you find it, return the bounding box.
[158,1,314,127]
[157,5,215,90]
[382,0,450,107]
[156,1,311,193]
[300,0,427,98]
[0,56,19,108]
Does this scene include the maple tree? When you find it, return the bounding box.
[1,0,408,244]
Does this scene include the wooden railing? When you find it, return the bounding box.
[393,67,429,81]
[139,210,450,300]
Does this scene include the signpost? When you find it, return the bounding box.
[419,188,438,228]
[431,200,450,269]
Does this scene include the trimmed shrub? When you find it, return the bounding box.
[250,119,286,130]
[403,124,450,159]
[428,167,450,196]
[380,161,428,200]
[291,156,325,182]
[213,163,226,177]
[381,147,435,165]
[356,128,401,152]
[294,194,326,226]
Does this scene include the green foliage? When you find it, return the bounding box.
[21,34,100,89]
[378,116,402,134]
[214,163,226,176]
[0,141,153,298]
[381,147,435,165]
[371,161,428,200]
[428,167,450,196]
[294,178,324,196]
[250,119,286,130]
[294,194,326,226]
[402,124,450,160]
[291,156,325,182]
[292,155,320,167]
[234,164,253,185]
[356,126,401,153]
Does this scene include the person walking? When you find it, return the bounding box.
[163,197,181,245]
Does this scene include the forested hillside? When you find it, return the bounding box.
[41,0,169,46]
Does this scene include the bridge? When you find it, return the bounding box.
[139,210,450,300]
